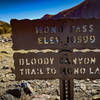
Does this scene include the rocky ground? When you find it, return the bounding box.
[0,34,100,100]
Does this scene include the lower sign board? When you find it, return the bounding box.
[13,52,60,80]
[59,52,100,80]
[13,52,100,80]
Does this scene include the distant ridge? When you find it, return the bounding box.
[0,21,11,34]
[0,20,9,24]
[42,0,100,19]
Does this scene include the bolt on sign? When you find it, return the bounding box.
[13,52,60,81]
[59,52,100,80]
[11,19,100,50]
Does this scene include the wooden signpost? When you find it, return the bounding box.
[11,19,100,100]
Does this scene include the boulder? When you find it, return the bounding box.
[21,82,34,95]
[6,88,22,98]
[1,94,15,100]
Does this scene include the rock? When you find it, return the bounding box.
[6,88,22,98]
[1,80,5,83]
[21,82,34,95]
[2,66,9,70]
[93,94,100,100]
[1,94,15,100]
[7,38,12,42]
[93,80,98,84]
[80,83,87,91]
[86,79,90,82]
[0,97,3,100]
[1,40,5,43]
[31,94,59,100]
[5,74,15,81]
[1,51,9,54]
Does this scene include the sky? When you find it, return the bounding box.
[0,0,84,23]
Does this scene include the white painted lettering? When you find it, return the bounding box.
[50,57,54,65]
[25,69,30,75]
[51,26,56,33]
[44,37,49,44]
[20,69,24,75]
[84,58,90,64]
[89,25,94,33]
[78,58,83,64]
[80,68,86,74]
[74,68,79,74]
[82,25,87,32]
[73,58,77,65]
[95,67,100,74]
[90,36,96,43]
[39,68,44,74]
[91,57,96,64]
[44,26,49,33]
[38,58,43,64]
[31,58,37,65]
[26,58,30,65]
[51,68,56,74]
[44,58,49,65]
[19,59,24,65]
[50,37,55,44]
[38,37,43,44]
[47,68,50,74]
[31,69,36,75]
[89,68,94,74]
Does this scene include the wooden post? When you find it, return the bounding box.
[60,79,74,100]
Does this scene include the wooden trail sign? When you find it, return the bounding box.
[68,19,100,49]
[13,52,100,80]
[60,52,100,80]
[13,52,60,80]
[11,19,100,50]
[11,19,69,50]
[11,18,100,100]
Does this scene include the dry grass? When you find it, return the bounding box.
[1,33,12,38]
[19,94,35,100]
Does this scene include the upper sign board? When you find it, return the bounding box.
[11,19,100,50]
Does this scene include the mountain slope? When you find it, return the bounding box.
[0,21,11,34]
[42,0,100,19]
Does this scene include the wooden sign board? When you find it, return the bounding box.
[59,52,100,80]
[11,19,100,50]
[13,52,100,80]
[11,19,69,50]
[67,19,100,49]
[13,52,60,80]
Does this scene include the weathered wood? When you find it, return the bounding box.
[13,52,60,80]
[11,19,100,50]
[60,79,74,100]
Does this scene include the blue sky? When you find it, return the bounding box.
[0,0,84,23]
